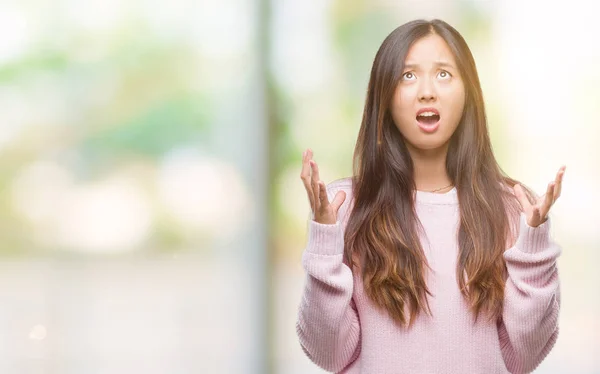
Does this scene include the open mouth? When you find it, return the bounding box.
[416,112,440,125]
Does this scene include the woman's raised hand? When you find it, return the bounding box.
[514,165,566,227]
[300,149,346,225]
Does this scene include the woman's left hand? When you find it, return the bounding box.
[513,166,566,227]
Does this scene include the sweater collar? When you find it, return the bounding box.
[415,186,458,205]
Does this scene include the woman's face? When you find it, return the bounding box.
[390,33,465,154]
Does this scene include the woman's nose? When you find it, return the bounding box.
[419,91,436,101]
[418,79,436,101]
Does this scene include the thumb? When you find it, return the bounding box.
[330,191,346,213]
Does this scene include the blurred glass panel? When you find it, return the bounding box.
[0,0,267,372]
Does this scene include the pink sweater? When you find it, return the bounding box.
[296,178,561,374]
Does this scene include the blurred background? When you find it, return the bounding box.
[0,0,598,373]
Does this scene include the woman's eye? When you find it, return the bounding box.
[402,72,415,80]
[438,70,452,79]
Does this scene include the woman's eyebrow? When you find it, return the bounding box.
[403,61,457,70]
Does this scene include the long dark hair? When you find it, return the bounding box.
[344,19,536,327]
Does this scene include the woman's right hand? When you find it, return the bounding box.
[300,149,347,225]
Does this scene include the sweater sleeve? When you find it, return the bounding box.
[295,183,361,373]
[498,212,561,374]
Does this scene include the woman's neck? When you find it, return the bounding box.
[408,144,453,192]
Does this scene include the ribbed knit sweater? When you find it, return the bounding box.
[296,177,561,374]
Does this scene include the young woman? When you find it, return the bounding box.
[297,19,565,374]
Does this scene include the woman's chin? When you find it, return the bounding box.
[409,138,451,153]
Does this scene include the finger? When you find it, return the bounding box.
[513,184,531,211]
[310,160,321,209]
[300,150,315,208]
[300,150,309,178]
[310,160,321,204]
[554,165,565,201]
[330,190,347,213]
[310,159,321,187]
[539,182,555,218]
[300,150,310,183]
[531,206,542,225]
[318,181,329,210]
